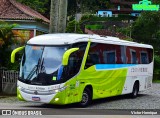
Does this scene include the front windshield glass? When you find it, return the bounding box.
[21,45,43,79]
[20,45,68,85]
[42,46,67,74]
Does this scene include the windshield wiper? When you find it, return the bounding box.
[40,58,46,73]
[26,58,41,80]
[25,65,37,80]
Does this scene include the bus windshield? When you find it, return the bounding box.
[19,45,69,85]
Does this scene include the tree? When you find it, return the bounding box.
[50,0,68,33]
[16,0,113,19]
[0,22,16,47]
[0,21,17,68]
[16,0,49,17]
[58,0,68,33]
[131,11,160,77]
[66,20,83,33]
[132,11,160,50]
[49,0,59,33]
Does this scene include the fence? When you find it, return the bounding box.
[0,68,19,94]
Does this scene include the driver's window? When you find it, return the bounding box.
[63,42,87,79]
[85,43,100,69]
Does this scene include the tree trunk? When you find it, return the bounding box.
[49,0,59,33]
[58,0,68,33]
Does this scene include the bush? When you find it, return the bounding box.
[66,20,83,33]
[80,14,137,22]
[85,24,103,30]
[154,54,160,74]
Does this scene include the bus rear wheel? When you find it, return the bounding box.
[79,88,91,107]
[130,82,139,98]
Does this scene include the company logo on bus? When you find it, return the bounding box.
[34,91,38,95]
[131,67,148,72]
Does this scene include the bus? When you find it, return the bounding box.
[11,33,153,107]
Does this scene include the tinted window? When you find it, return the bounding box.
[141,52,148,64]
[131,51,137,64]
[126,46,153,64]
[85,43,153,69]
[104,51,116,64]
[62,42,87,79]
[85,43,123,69]
[85,43,101,69]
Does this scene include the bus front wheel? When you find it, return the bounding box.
[79,88,92,107]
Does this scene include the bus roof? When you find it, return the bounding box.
[27,33,153,49]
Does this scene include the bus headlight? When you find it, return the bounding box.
[59,86,68,91]
[18,86,25,91]
[55,89,59,93]
[49,86,68,94]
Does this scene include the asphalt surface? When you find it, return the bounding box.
[0,83,160,117]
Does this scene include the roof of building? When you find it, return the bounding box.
[85,29,129,40]
[0,0,49,23]
[27,33,153,49]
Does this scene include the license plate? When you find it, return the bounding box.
[32,97,40,101]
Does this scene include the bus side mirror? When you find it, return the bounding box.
[11,46,25,63]
[62,48,79,66]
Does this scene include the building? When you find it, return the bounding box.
[0,0,50,43]
[97,0,141,17]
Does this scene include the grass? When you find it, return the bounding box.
[153,79,160,83]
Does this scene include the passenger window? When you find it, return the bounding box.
[131,50,137,64]
[141,52,148,64]
[103,51,116,64]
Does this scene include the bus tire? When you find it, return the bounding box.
[130,82,139,98]
[79,88,92,107]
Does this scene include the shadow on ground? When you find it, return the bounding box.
[22,93,148,109]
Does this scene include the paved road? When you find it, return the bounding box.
[0,83,160,117]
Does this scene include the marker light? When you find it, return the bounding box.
[55,89,59,93]
[55,98,59,101]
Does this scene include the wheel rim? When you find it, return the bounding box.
[133,88,137,96]
[133,85,138,96]
[81,92,88,104]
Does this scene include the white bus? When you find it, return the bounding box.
[11,33,153,107]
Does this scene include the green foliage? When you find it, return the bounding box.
[0,21,17,46]
[16,0,114,18]
[154,54,160,74]
[123,37,133,41]
[153,79,160,83]
[16,0,49,17]
[80,14,136,23]
[85,25,103,30]
[132,12,160,42]
[0,21,19,70]
[16,0,111,17]
[131,12,160,80]
[66,20,83,34]
[116,26,132,38]
[131,10,160,69]
[153,54,160,81]
[79,14,95,24]
[68,0,112,15]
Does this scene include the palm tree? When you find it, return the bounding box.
[0,21,17,67]
[0,21,16,47]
